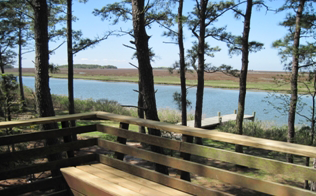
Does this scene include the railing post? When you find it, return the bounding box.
[180,134,193,181]
[61,121,74,158]
[218,112,222,124]
[252,112,256,122]
[115,122,129,160]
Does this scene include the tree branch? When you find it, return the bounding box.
[73,32,112,55]
[163,41,178,44]
[129,62,138,69]
[49,41,65,54]
[123,44,136,50]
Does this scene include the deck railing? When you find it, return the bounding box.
[0,111,316,195]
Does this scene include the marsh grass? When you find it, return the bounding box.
[8,71,312,93]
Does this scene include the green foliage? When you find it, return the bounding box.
[218,120,316,145]
[3,64,13,69]
[58,64,117,69]
[157,108,194,124]
[51,95,134,116]
[273,1,316,70]
[153,66,170,69]
[0,1,18,71]
[227,36,264,56]
[218,121,287,142]
[172,91,191,111]
[50,93,194,124]
[0,74,19,120]
[94,0,172,27]
[49,63,60,74]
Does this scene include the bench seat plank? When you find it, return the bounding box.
[61,167,142,196]
[90,163,192,196]
[76,165,187,196]
[61,165,192,196]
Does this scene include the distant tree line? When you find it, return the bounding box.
[153,66,169,70]
[57,64,117,69]
[3,65,13,69]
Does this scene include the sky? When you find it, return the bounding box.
[21,0,292,71]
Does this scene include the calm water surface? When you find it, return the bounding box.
[22,77,312,126]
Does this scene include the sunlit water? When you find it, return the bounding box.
[22,76,313,126]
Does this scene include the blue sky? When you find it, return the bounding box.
[21,0,290,71]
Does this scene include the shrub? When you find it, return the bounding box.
[218,121,288,142]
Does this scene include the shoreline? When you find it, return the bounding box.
[22,75,282,93]
[20,75,296,95]
[7,68,308,93]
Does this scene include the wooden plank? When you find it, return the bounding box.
[0,124,96,146]
[0,112,97,129]
[98,140,316,196]
[99,155,232,196]
[61,167,143,196]
[180,142,316,181]
[115,122,129,160]
[96,124,181,150]
[96,111,316,158]
[0,138,98,162]
[97,124,316,181]
[180,134,194,181]
[61,121,74,158]
[70,189,86,196]
[0,154,98,180]
[77,165,185,196]
[92,164,195,196]
[185,114,254,128]
[0,176,65,196]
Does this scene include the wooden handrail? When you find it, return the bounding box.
[0,112,97,129]
[1,111,316,158]
[95,112,316,158]
[96,124,316,181]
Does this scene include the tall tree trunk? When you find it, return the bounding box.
[67,0,77,145]
[138,80,146,134]
[18,26,26,106]
[235,0,253,153]
[0,47,4,74]
[131,0,169,175]
[178,0,193,182]
[194,0,207,145]
[32,0,61,176]
[287,0,305,163]
[179,0,186,128]
[304,72,316,189]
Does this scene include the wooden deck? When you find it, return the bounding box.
[184,113,255,129]
[2,111,316,196]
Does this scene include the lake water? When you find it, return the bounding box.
[22,76,312,126]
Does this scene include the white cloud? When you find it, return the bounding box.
[81,58,88,61]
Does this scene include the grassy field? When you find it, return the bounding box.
[6,68,312,93]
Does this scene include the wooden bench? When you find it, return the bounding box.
[61,164,193,196]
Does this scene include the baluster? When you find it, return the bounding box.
[115,122,129,160]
